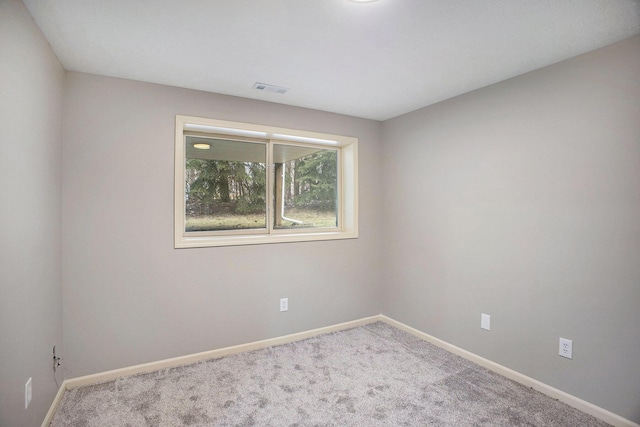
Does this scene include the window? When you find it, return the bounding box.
[175,115,358,248]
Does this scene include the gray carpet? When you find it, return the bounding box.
[49,322,609,426]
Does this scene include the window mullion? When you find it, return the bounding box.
[266,141,274,235]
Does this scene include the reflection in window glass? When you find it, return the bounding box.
[185,136,266,231]
[273,144,338,230]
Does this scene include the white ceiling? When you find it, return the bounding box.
[24,0,640,121]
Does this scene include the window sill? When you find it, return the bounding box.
[175,230,358,248]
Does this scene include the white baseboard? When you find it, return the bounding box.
[43,314,638,427]
[60,315,382,391]
[379,315,639,427]
[41,381,68,427]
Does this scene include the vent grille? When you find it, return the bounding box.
[253,82,289,94]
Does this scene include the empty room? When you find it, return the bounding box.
[1,0,639,426]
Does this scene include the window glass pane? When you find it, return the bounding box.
[273,144,338,230]
[185,136,266,231]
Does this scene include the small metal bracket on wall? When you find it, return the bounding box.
[53,345,63,371]
[53,345,63,387]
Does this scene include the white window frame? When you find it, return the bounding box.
[175,115,358,248]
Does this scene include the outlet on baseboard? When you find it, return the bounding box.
[559,337,573,359]
[280,298,288,312]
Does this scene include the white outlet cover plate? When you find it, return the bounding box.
[25,377,32,409]
[280,298,288,312]
[559,337,573,359]
[481,313,490,330]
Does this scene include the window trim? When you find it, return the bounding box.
[175,115,358,248]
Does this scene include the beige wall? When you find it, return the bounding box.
[381,35,640,423]
[0,0,65,425]
[62,72,384,379]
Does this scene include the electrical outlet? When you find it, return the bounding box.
[25,377,32,409]
[481,313,490,330]
[280,298,288,312]
[559,337,573,359]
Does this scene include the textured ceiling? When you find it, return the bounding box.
[24,0,640,121]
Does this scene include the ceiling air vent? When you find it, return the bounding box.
[253,82,289,94]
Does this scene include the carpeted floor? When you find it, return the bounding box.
[49,322,609,426]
